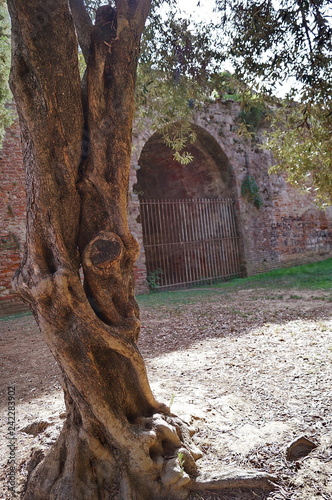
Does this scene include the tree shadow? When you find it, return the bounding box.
[138,288,331,359]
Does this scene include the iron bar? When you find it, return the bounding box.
[140,199,241,289]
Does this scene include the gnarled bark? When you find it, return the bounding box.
[7,0,277,498]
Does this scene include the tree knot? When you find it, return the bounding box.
[83,232,123,274]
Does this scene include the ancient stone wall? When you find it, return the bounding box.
[1,102,331,313]
[0,116,27,315]
[192,102,332,274]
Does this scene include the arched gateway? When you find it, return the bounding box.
[2,101,332,310]
[134,123,243,289]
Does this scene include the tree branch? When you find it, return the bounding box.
[189,470,277,492]
[115,0,152,36]
[69,0,93,62]
[297,0,314,60]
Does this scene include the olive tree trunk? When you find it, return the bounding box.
[7,0,276,498]
[8,1,199,498]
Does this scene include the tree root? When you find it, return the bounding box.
[23,406,277,500]
[188,470,277,493]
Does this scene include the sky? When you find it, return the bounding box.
[176,0,215,20]
[161,0,217,23]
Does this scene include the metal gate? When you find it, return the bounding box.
[140,199,242,289]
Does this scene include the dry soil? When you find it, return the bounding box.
[1,287,331,499]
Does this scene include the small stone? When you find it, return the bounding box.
[189,444,204,461]
[162,457,190,487]
[20,420,51,436]
[286,436,317,461]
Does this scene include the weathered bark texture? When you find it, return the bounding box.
[7,0,276,498]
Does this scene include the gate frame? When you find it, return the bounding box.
[140,198,243,289]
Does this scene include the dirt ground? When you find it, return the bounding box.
[1,287,332,499]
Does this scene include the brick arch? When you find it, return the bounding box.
[134,124,243,289]
[135,123,236,200]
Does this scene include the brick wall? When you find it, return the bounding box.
[0,116,27,315]
[192,102,332,275]
[1,102,332,314]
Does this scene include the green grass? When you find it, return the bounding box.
[3,259,331,317]
[136,286,223,308]
[137,258,332,308]
[224,258,332,291]
[0,310,32,321]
